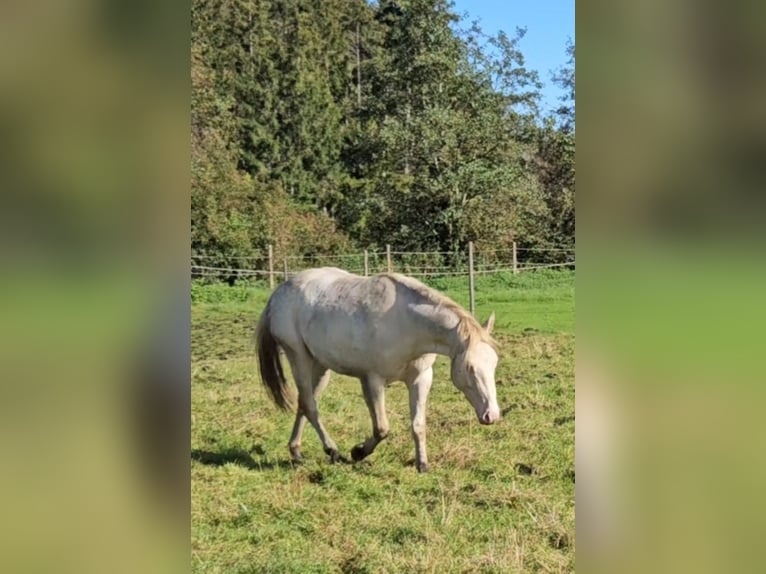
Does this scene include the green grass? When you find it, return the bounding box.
[192,270,574,573]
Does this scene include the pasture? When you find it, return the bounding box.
[192,270,575,573]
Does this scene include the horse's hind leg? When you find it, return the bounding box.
[351,374,389,462]
[288,410,307,461]
[284,347,345,463]
[288,368,330,461]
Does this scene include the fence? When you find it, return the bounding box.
[191,242,574,315]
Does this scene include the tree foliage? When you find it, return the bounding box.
[191,0,575,265]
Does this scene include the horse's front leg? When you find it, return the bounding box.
[407,367,433,473]
[351,374,389,462]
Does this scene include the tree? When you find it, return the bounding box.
[527,40,575,255]
[342,0,548,256]
[552,40,575,133]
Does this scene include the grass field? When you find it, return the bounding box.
[192,269,575,573]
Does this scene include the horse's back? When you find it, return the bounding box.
[281,267,394,309]
[266,268,415,378]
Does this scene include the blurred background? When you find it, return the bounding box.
[577,0,766,572]
[0,0,189,572]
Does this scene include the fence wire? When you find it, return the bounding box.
[191,245,574,284]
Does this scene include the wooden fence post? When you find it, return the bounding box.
[364,250,369,276]
[283,259,288,281]
[268,244,274,289]
[468,241,476,316]
[512,241,518,275]
[386,244,392,273]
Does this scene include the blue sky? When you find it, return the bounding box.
[451,0,574,115]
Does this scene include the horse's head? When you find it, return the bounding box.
[450,313,501,425]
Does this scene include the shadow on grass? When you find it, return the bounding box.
[191,448,297,471]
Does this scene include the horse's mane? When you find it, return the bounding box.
[382,273,498,351]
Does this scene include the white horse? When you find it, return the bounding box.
[255,267,500,472]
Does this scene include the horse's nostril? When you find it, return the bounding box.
[481,411,492,424]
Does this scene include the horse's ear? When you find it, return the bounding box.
[483,312,495,334]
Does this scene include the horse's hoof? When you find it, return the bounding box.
[350,444,367,462]
[289,446,303,462]
[416,462,430,473]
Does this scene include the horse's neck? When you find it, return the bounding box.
[412,302,467,359]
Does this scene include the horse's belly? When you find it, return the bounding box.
[304,333,388,377]
[302,327,410,380]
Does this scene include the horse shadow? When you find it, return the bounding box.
[191,446,296,471]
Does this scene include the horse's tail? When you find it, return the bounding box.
[255,299,294,411]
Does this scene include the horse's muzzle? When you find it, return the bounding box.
[480,408,500,425]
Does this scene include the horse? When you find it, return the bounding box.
[255,267,500,472]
